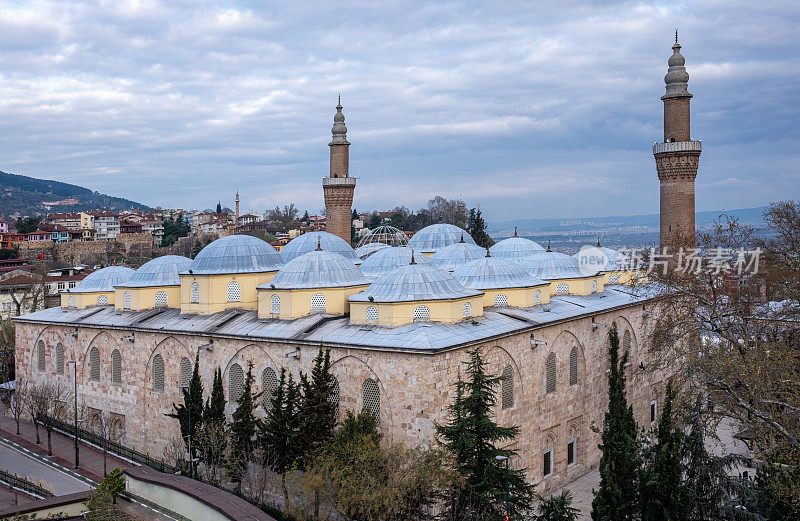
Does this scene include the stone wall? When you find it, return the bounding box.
[17,234,153,266]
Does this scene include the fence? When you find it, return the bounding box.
[0,468,55,499]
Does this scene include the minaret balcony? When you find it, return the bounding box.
[653,140,702,155]
[322,177,357,186]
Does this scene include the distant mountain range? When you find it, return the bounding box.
[0,170,150,218]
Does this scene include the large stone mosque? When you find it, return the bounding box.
[14,39,699,491]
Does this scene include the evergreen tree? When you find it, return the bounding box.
[641,381,685,521]
[536,490,580,521]
[468,208,494,248]
[165,351,204,460]
[591,325,641,521]
[227,362,260,491]
[203,367,226,425]
[297,348,337,467]
[437,347,534,520]
[216,201,222,213]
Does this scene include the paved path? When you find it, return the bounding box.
[0,443,92,495]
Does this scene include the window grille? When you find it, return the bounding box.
[180,357,192,387]
[567,440,576,465]
[493,293,508,307]
[97,295,109,305]
[56,343,64,375]
[623,330,631,355]
[227,281,241,302]
[366,306,378,322]
[37,340,45,371]
[569,347,578,386]
[310,293,326,312]
[90,347,100,381]
[362,379,380,427]
[330,377,340,420]
[229,363,244,402]
[546,353,556,393]
[68,296,75,307]
[270,295,280,314]
[123,292,131,309]
[556,283,569,295]
[152,354,164,392]
[191,282,199,303]
[591,280,597,293]
[57,282,65,290]
[650,400,657,423]
[501,365,514,410]
[543,449,553,477]
[462,302,471,318]
[534,290,541,303]
[413,305,430,321]
[608,273,619,284]
[262,367,278,410]
[111,349,122,384]
[155,291,168,307]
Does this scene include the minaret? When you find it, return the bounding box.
[323,96,356,244]
[654,33,701,251]
[234,190,240,233]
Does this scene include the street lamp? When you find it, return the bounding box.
[495,455,510,520]
[179,384,193,479]
[66,360,79,468]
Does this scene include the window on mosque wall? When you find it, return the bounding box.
[534,290,541,304]
[191,282,200,304]
[37,340,45,372]
[366,306,378,322]
[227,281,242,303]
[90,347,100,381]
[462,302,471,318]
[152,354,165,392]
[97,295,109,305]
[330,377,340,420]
[68,296,75,307]
[56,343,64,375]
[123,292,131,310]
[623,330,632,355]
[270,295,280,314]
[591,280,597,293]
[262,368,278,410]
[569,347,578,386]
[608,273,619,284]
[155,291,168,308]
[567,439,576,466]
[362,378,380,427]
[556,283,569,295]
[501,365,514,410]
[180,358,192,388]
[543,448,553,478]
[413,305,430,321]
[494,293,508,307]
[546,353,556,394]
[111,349,122,384]
[229,363,244,402]
[310,294,326,313]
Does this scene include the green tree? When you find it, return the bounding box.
[641,381,684,521]
[0,248,15,260]
[216,201,222,213]
[591,325,641,521]
[203,367,226,426]
[166,351,204,461]
[536,490,580,521]
[298,348,337,467]
[437,347,534,520]
[468,208,494,248]
[99,466,125,504]
[14,216,42,234]
[227,362,260,492]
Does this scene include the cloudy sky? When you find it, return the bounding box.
[0,0,798,221]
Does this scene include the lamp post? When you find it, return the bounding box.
[66,360,79,468]
[495,455,510,520]
[179,384,193,478]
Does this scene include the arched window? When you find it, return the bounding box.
[413,305,430,321]
[310,293,326,312]
[270,295,280,314]
[462,302,471,318]
[366,306,379,322]
[623,330,632,355]
[608,273,619,284]
[591,280,597,293]
[191,282,200,303]
[152,354,164,392]
[534,290,541,304]
[90,347,100,381]
[362,378,380,427]
[123,292,131,309]
[229,363,244,402]
[155,291,168,308]
[262,367,278,410]
[556,283,569,295]
[68,296,75,307]
[494,294,508,307]
[180,357,192,388]
[111,349,122,384]
[227,281,241,302]
[501,365,514,410]
[569,347,578,386]
[97,295,109,305]
[330,377,340,420]
[546,352,556,394]
[37,340,45,371]
[56,343,64,375]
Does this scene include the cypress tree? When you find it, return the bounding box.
[166,351,204,460]
[591,325,641,521]
[437,347,534,520]
[227,362,260,491]
[641,381,685,521]
[203,367,226,426]
[297,348,337,468]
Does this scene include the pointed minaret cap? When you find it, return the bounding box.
[597,237,601,248]
[410,249,416,265]
[663,32,691,99]
[459,232,465,243]
[485,247,491,257]
[315,237,323,251]
[513,226,518,238]
[546,240,552,252]
[330,95,350,145]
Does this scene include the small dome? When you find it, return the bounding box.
[430,241,487,271]
[453,256,548,290]
[280,231,359,264]
[489,236,545,261]
[407,224,475,253]
[573,245,620,271]
[68,266,135,293]
[263,250,370,290]
[350,263,482,303]
[118,255,192,288]
[355,242,391,260]
[518,251,586,280]
[189,235,284,275]
[358,246,431,278]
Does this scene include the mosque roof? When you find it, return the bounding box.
[117,256,193,288]
[406,224,475,253]
[279,231,359,264]
[350,262,482,303]
[518,251,588,280]
[259,250,370,290]
[357,246,431,278]
[429,241,488,271]
[354,242,390,260]
[573,243,621,271]
[489,236,546,261]
[452,255,549,290]
[187,235,284,275]
[67,266,135,293]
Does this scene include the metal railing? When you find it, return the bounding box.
[652,140,702,154]
[0,468,55,498]
[322,176,357,186]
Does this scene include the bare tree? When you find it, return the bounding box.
[88,409,125,477]
[162,435,188,475]
[6,271,48,317]
[0,317,14,384]
[24,380,48,445]
[195,421,228,485]
[11,379,30,436]
[38,380,73,456]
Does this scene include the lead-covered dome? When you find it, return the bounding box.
[189,235,284,275]
[358,247,431,278]
[453,255,548,290]
[350,263,482,303]
[407,224,475,253]
[573,244,620,271]
[68,266,135,293]
[355,242,390,260]
[263,250,370,290]
[430,241,487,271]
[518,251,586,280]
[280,231,359,264]
[118,255,192,287]
[489,236,545,261]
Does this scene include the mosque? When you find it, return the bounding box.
[13,39,699,491]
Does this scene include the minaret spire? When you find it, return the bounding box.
[323,97,356,244]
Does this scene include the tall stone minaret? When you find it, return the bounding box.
[323,97,356,244]
[235,190,240,233]
[654,34,701,251]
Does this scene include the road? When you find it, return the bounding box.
[0,442,92,496]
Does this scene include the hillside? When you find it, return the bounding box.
[0,170,150,218]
